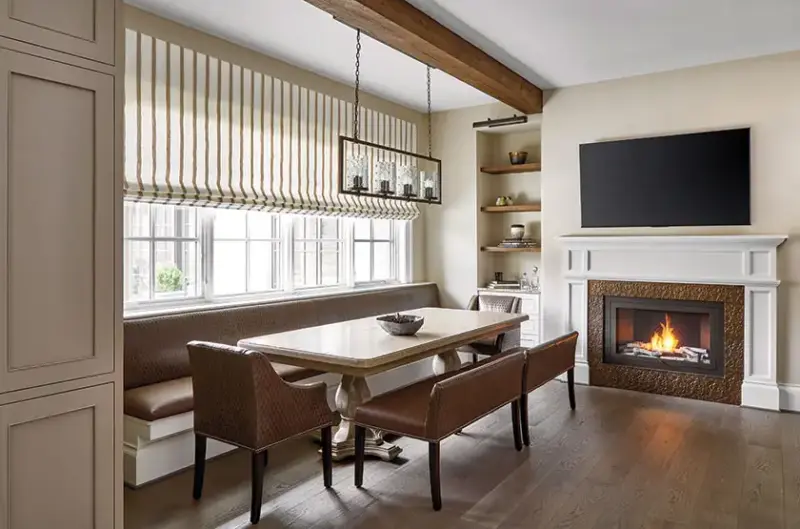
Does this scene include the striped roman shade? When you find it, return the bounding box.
[123,29,420,220]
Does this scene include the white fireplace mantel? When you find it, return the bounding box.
[559,234,788,410]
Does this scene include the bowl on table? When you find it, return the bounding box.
[377,313,425,336]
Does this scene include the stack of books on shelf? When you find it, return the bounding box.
[497,238,540,249]
[486,280,522,290]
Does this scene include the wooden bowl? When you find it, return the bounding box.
[377,314,425,336]
[509,151,529,165]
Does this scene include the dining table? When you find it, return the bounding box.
[237,307,528,461]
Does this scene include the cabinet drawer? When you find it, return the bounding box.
[0,0,115,65]
[0,50,115,392]
[0,384,115,529]
[520,298,540,315]
[521,319,540,335]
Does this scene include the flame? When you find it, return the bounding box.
[648,314,679,352]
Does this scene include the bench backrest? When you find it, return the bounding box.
[124,283,440,390]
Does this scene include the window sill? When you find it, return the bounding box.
[123,282,426,320]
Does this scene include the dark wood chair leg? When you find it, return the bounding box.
[354,425,366,488]
[429,442,442,511]
[511,400,523,451]
[321,425,333,488]
[263,448,269,467]
[520,393,530,447]
[567,368,576,410]
[192,434,207,500]
[251,451,266,525]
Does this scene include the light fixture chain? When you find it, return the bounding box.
[353,29,362,141]
[427,65,432,157]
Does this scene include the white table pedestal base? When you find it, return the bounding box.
[329,350,463,461]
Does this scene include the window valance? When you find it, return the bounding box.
[123,30,420,220]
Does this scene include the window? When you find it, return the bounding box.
[353,219,395,283]
[123,203,407,310]
[213,211,281,296]
[123,203,202,303]
[293,217,343,289]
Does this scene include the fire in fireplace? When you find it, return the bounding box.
[604,296,724,377]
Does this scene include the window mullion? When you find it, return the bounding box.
[282,215,294,292]
[343,218,355,288]
[201,210,215,300]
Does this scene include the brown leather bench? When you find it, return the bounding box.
[352,351,527,511]
[123,283,442,422]
[517,331,579,446]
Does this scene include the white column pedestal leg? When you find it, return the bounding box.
[330,375,402,462]
[432,349,462,375]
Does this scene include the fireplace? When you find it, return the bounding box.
[604,296,725,377]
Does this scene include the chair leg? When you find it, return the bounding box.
[472,353,478,365]
[567,368,576,410]
[429,442,442,511]
[321,425,333,488]
[263,448,269,467]
[251,451,266,525]
[520,393,530,447]
[192,434,207,500]
[354,425,366,488]
[511,401,523,451]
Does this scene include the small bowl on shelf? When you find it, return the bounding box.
[508,151,528,165]
[377,313,425,336]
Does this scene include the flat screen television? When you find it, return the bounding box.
[579,128,750,228]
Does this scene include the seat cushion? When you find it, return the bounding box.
[124,364,322,421]
[353,375,447,439]
[124,377,194,421]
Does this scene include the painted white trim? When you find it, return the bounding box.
[560,234,787,410]
[779,383,800,412]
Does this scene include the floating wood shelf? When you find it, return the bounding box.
[481,246,542,253]
[480,162,542,175]
[481,204,541,213]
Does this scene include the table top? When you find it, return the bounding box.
[237,307,528,376]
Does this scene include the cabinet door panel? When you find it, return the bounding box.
[0,50,115,393]
[0,0,115,64]
[0,384,115,529]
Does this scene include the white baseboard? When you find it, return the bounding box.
[779,383,800,412]
[741,380,780,411]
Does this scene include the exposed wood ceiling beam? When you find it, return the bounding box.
[303,0,543,114]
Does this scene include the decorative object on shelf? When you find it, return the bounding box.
[509,151,528,165]
[510,223,526,239]
[339,32,442,205]
[529,266,540,292]
[487,279,522,290]
[376,313,425,336]
[494,272,504,282]
[497,237,540,249]
[495,196,507,206]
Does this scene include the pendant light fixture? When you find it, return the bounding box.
[339,29,442,205]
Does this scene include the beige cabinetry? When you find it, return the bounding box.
[0,0,115,64]
[0,0,121,527]
[0,384,115,529]
[0,49,115,393]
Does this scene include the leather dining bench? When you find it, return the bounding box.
[351,351,527,511]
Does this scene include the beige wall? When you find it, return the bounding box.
[426,102,520,308]
[124,5,429,280]
[541,51,800,384]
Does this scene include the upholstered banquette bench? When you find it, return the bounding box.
[123,283,440,486]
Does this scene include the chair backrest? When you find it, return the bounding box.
[187,341,287,450]
[524,332,579,392]
[425,351,526,440]
[467,294,522,314]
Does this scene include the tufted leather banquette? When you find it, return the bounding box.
[123,283,441,421]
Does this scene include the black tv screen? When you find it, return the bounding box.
[579,129,750,227]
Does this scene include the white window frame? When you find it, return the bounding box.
[123,205,411,315]
[350,219,399,286]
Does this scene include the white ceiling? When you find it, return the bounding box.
[126,0,800,112]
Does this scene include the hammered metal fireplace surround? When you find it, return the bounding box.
[588,280,745,404]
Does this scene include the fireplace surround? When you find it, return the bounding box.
[559,235,787,410]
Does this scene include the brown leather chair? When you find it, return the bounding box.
[458,294,522,364]
[352,352,526,511]
[518,331,579,446]
[187,341,335,525]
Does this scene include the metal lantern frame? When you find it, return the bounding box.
[339,29,442,205]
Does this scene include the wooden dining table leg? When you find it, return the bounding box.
[331,374,402,462]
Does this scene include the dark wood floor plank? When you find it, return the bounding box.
[739,444,784,529]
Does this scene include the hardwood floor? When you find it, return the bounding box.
[125,381,795,529]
